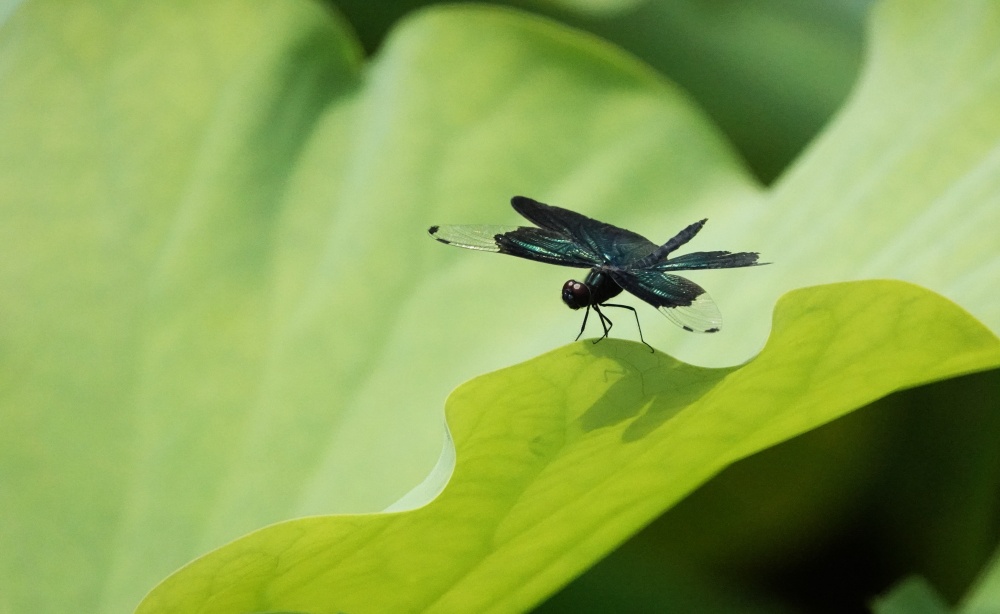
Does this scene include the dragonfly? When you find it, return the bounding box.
[428,196,766,350]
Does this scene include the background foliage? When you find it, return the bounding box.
[1,1,998,613]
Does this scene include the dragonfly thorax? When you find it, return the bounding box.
[561,269,623,310]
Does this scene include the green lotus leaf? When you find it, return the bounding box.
[870,552,1000,614]
[137,281,998,613]
[962,547,1000,614]
[872,577,951,614]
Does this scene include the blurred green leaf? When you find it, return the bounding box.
[872,577,951,614]
[333,0,870,183]
[528,0,647,18]
[0,1,367,612]
[962,547,1000,614]
[525,0,871,182]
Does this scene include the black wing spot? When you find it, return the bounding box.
[682,325,694,332]
[705,327,720,333]
[428,225,454,244]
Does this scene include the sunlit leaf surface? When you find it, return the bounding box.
[138,281,998,613]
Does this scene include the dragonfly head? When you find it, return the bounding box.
[561,280,591,310]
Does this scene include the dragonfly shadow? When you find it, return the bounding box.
[576,341,736,442]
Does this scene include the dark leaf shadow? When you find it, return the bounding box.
[576,340,739,442]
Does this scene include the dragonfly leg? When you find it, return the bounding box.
[591,304,613,344]
[574,305,591,341]
[602,303,653,353]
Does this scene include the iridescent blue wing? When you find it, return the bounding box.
[608,269,723,333]
[632,218,763,272]
[428,224,602,268]
[511,196,657,265]
[655,250,763,271]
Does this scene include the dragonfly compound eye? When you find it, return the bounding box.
[561,280,591,310]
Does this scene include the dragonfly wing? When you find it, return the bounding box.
[511,196,657,265]
[657,293,722,333]
[428,224,518,251]
[656,250,763,271]
[429,224,602,268]
[609,269,723,333]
